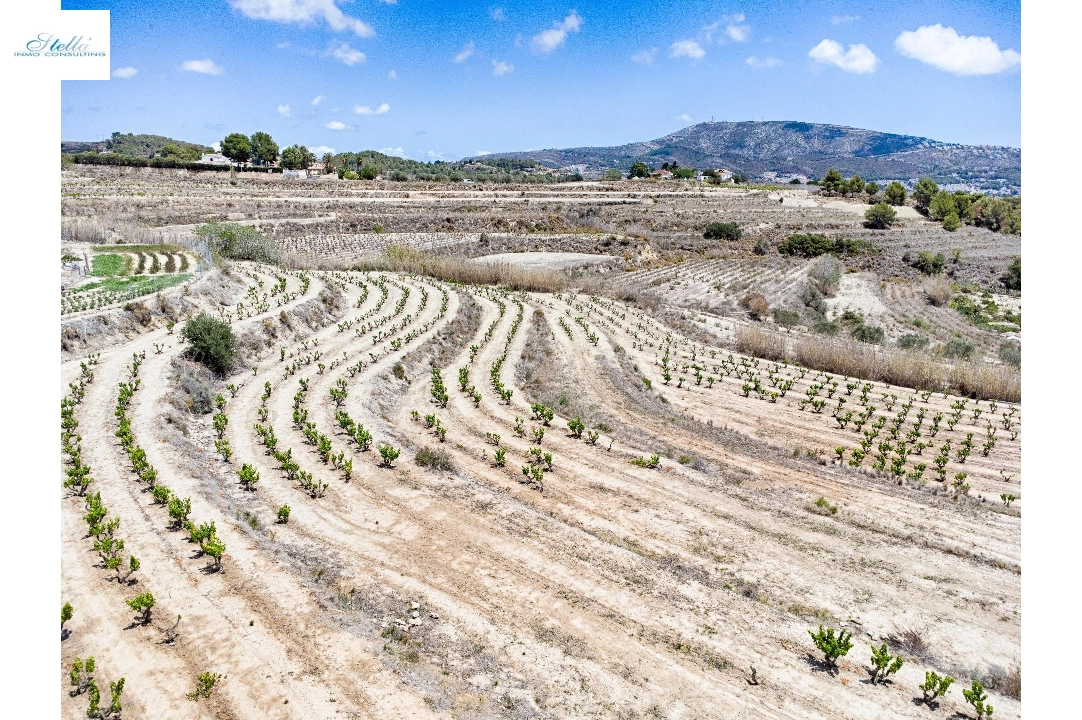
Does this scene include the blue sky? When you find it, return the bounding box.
[61,0,1021,160]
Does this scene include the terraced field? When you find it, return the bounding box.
[61,258,1021,719]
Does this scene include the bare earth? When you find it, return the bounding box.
[61,169,1021,719]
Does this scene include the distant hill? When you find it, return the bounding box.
[61,132,212,158]
[472,121,1021,194]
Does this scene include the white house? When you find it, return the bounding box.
[199,153,231,166]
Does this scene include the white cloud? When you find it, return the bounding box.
[328,42,365,65]
[379,146,407,158]
[277,104,292,117]
[229,0,375,37]
[669,40,705,59]
[454,41,476,63]
[311,95,324,105]
[632,48,656,64]
[426,150,446,160]
[895,24,1020,75]
[704,14,748,43]
[310,145,335,155]
[211,142,222,152]
[725,13,749,42]
[491,59,513,76]
[808,39,879,74]
[181,58,224,75]
[475,150,493,155]
[490,7,505,22]
[676,114,692,123]
[276,41,290,49]
[832,15,860,25]
[530,11,583,54]
[387,69,398,80]
[354,103,390,115]
[112,66,138,79]
[746,55,782,68]
[326,120,348,130]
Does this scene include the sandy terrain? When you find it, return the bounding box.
[60,170,1022,719]
[472,252,619,270]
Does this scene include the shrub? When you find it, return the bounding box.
[276,504,291,523]
[415,446,455,471]
[703,222,742,242]
[773,308,800,329]
[913,177,939,209]
[942,337,976,360]
[908,250,945,275]
[962,680,993,719]
[194,223,281,264]
[808,255,842,297]
[378,443,400,467]
[734,325,788,361]
[126,592,155,625]
[998,341,1021,367]
[863,202,898,229]
[808,625,852,670]
[924,276,952,306]
[801,285,828,314]
[1002,256,1020,291]
[740,293,771,320]
[182,313,236,375]
[898,333,929,350]
[778,234,836,258]
[753,237,770,255]
[62,601,74,630]
[942,212,961,231]
[869,644,903,684]
[920,671,955,706]
[850,323,885,344]
[188,671,226,700]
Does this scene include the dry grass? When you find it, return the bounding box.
[347,245,570,293]
[924,276,953,306]
[735,326,1020,401]
[735,325,788,361]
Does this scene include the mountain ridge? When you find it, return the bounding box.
[470,121,1020,193]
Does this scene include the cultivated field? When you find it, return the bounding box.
[61,167,1021,719]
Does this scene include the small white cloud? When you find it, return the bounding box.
[476,150,493,155]
[181,58,224,75]
[491,59,513,76]
[704,14,748,43]
[895,24,1020,75]
[310,145,336,155]
[277,104,292,117]
[746,55,782,69]
[326,120,348,130]
[211,142,221,152]
[530,11,583,54]
[669,40,706,59]
[676,114,692,123]
[490,7,505,21]
[808,39,879,74]
[328,42,366,66]
[426,150,446,160]
[725,13,749,42]
[354,103,390,115]
[379,146,407,158]
[276,41,290,49]
[229,0,375,37]
[454,41,476,63]
[387,69,397,80]
[112,66,138,79]
[832,15,860,25]
[632,48,656,64]
[311,95,324,105]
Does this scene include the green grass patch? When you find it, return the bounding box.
[91,253,131,277]
[70,273,192,296]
